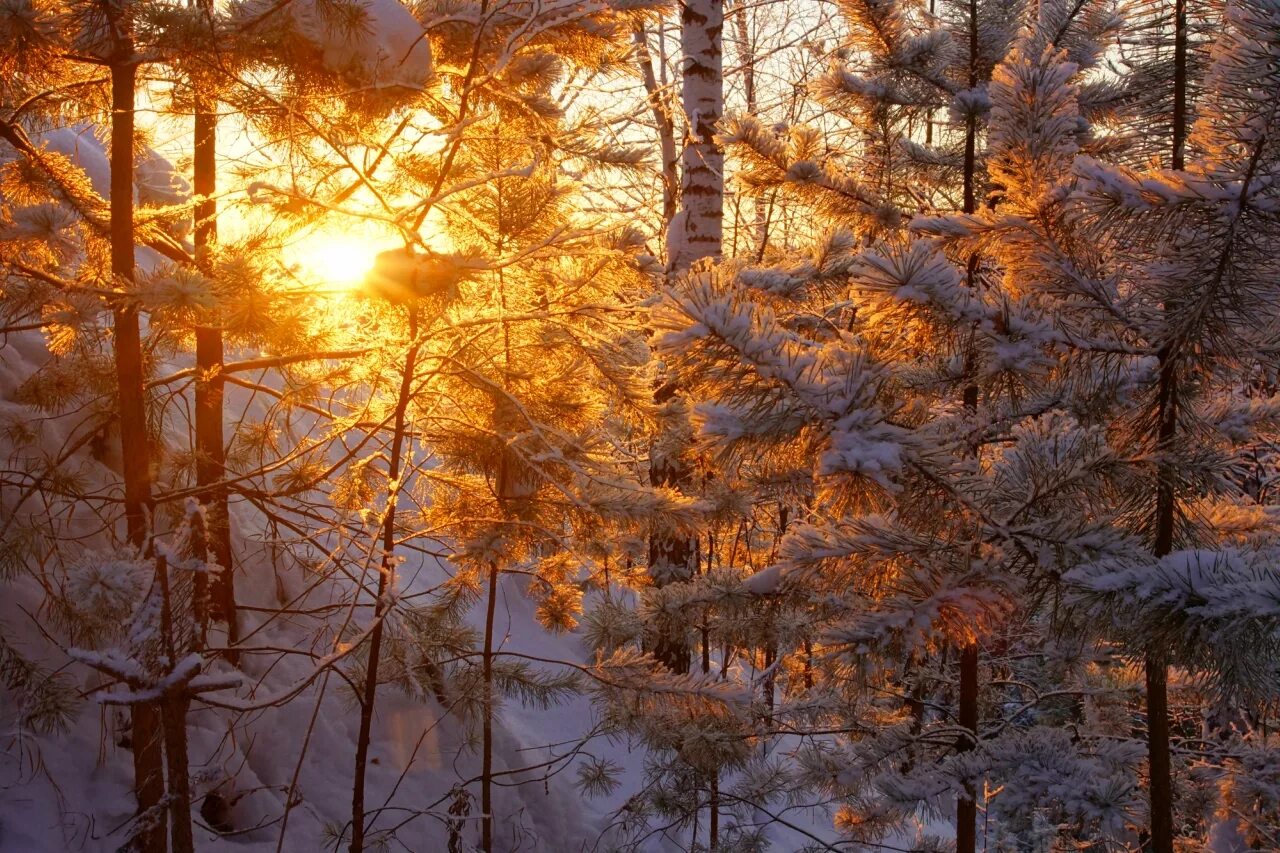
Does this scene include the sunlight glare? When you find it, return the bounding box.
[285,229,390,290]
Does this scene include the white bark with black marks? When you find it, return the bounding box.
[669,0,724,273]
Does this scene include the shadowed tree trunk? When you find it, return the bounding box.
[157,555,194,853]
[1146,2,1188,848]
[635,26,679,230]
[648,389,694,674]
[955,0,981,844]
[192,0,238,663]
[956,640,979,853]
[481,558,499,853]
[111,0,149,552]
[729,0,766,253]
[350,308,421,853]
[107,11,167,849]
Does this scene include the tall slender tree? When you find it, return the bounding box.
[100,3,166,846]
[189,0,239,655]
[647,0,726,677]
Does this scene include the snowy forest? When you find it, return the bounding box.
[1,0,1279,850]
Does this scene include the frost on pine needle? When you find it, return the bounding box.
[2,0,1279,847]
[232,0,432,94]
[54,550,152,645]
[0,634,79,734]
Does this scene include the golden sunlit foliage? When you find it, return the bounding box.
[2,0,1280,852]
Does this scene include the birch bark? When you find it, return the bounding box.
[668,0,723,272]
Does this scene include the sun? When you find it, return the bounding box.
[284,227,393,290]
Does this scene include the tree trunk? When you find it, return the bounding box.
[1145,649,1173,853]
[634,27,679,229]
[648,430,693,674]
[111,38,150,553]
[903,652,925,773]
[1171,0,1187,173]
[481,559,499,853]
[1146,353,1179,853]
[162,690,194,853]
[1146,4,1188,847]
[157,556,194,853]
[669,0,724,272]
[700,575,720,853]
[192,1,238,662]
[129,704,166,853]
[350,309,420,853]
[956,641,979,853]
[109,37,167,853]
[962,0,979,219]
[643,18,692,677]
[648,0,725,676]
[193,113,235,650]
[730,0,766,253]
[956,390,981,853]
[954,3,981,845]
[731,0,754,113]
[708,773,720,852]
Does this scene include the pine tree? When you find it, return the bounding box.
[3,0,1279,849]
[1069,0,1280,845]
[232,2,679,848]
[1,2,422,846]
[645,0,727,680]
[182,0,238,653]
[918,0,1280,845]
[650,0,1182,848]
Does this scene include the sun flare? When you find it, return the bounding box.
[284,228,392,290]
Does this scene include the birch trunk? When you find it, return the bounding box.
[648,0,725,676]
[668,0,724,273]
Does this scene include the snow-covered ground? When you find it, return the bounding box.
[0,299,616,851]
[0,113,657,852]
